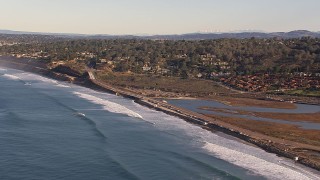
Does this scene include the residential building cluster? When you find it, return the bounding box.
[221,73,320,92]
[13,51,50,59]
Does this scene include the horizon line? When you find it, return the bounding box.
[0,29,319,37]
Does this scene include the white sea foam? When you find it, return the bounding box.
[0,68,7,71]
[73,92,143,119]
[2,71,59,85]
[16,72,58,84]
[2,74,20,80]
[126,102,320,180]
[3,68,319,179]
[203,142,319,180]
[30,75,58,84]
[55,84,70,88]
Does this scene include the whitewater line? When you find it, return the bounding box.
[73,91,143,119]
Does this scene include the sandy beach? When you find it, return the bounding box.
[1,56,320,171]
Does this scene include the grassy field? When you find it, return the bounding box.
[284,89,320,97]
[96,72,232,97]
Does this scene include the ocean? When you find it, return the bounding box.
[0,67,319,180]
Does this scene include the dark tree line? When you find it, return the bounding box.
[1,37,320,77]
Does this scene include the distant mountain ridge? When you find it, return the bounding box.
[0,29,87,37]
[0,29,319,40]
[148,30,320,40]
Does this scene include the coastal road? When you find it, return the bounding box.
[85,68,320,170]
[86,69,320,151]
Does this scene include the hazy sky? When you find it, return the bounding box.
[0,0,319,35]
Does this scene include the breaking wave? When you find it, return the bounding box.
[203,142,319,180]
[2,67,319,179]
[127,102,320,180]
[73,92,143,119]
[2,74,20,80]
[24,74,58,84]
[55,84,70,88]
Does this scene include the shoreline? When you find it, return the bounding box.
[1,56,320,171]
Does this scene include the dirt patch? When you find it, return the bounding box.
[254,112,320,123]
[212,96,297,109]
[205,114,320,147]
[199,106,320,123]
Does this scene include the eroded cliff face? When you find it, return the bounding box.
[0,57,85,82]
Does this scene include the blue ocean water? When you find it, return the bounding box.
[0,67,319,180]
